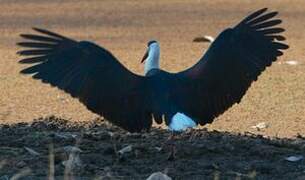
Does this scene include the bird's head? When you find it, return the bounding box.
[141,40,160,63]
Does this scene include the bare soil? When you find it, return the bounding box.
[1,117,305,179]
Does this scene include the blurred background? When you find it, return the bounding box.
[1,0,305,137]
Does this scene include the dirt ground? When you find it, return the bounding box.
[2,117,305,179]
[1,0,305,179]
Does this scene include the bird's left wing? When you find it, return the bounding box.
[18,28,152,132]
[171,8,288,125]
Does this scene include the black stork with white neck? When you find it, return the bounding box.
[18,8,288,133]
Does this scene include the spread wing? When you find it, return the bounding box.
[172,8,289,125]
[18,28,153,132]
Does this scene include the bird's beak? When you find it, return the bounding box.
[141,49,148,63]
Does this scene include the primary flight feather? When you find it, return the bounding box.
[18,8,288,132]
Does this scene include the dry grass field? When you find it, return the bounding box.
[1,0,305,179]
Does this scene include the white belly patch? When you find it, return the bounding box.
[168,112,197,131]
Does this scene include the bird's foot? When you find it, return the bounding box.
[167,144,176,161]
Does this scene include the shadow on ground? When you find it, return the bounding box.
[0,116,305,180]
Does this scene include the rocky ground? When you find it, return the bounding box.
[1,117,305,179]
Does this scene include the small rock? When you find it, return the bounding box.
[84,131,111,140]
[57,95,68,102]
[285,155,304,162]
[54,132,77,140]
[24,146,40,156]
[63,146,82,154]
[155,147,162,152]
[146,172,172,180]
[16,161,26,168]
[251,122,268,131]
[108,132,114,137]
[284,61,298,65]
[127,132,142,138]
[55,133,68,139]
[193,35,215,43]
[118,145,132,155]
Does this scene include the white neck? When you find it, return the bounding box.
[144,43,160,75]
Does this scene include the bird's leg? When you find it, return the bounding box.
[186,128,196,142]
[167,143,176,161]
[166,131,176,161]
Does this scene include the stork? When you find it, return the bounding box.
[18,8,288,133]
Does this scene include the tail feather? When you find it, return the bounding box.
[168,112,197,131]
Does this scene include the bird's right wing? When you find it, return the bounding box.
[18,28,153,132]
[172,8,288,125]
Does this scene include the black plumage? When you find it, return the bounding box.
[18,8,288,132]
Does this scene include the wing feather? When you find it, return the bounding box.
[18,28,153,132]
[173,8,288,125]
